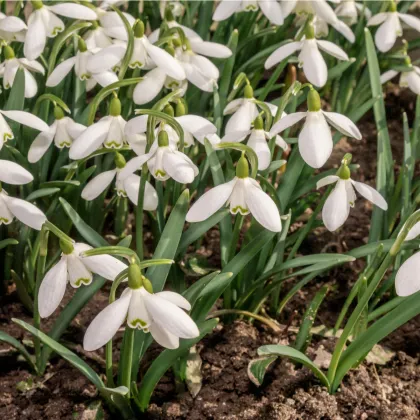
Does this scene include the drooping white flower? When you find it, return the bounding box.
[95,8,136,42]
[0,159,33,186]
[186,154,281,232]
[317,161,387,232]
[24,0,97,60]
[265,25,349,88]
[0,13,27,43]
[380,62,420,96]
[367,3,420,53]
[269,89,361,168]
[28,107,86,163]
[83,23,113,51]
[70,97,128,160]
[121,130,199,184]
[81,152,158,210]
[83,265,199,350]
[46,38,118,91]
[0,45,44,98]
[335,0,371,26]
[38,241,127,318]
[213,0,286,26]
[0,108,50,151]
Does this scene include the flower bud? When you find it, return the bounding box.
[128,264,143,289]
[114,152,126,169]
[142,276,153,293]
[236,154,249,179]
[110,97,121,116]
[158,130,169,147]
[60,239,74,255]
[244,84,254,99]
[307,88,321,112]
[54,106,65,120]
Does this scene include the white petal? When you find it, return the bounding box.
[300,40,327,88]
[274,134,288,151]
[351,180,388,210]
[395,253,420,297]
[133,68,166,105]
[226,101,257,134]
[322,180,351,231]
[322,111,361,139]
[67,254,93,287]
[375,14,399,53]
[149,323,179,349]
[24,11,46,60]
[406,222,420,241]
[213,0,241,20]
[223,98,245,115]
[312,0,338,24]
[3,195,46,230]
[155,291,191,310]
[83,289,132,351]
[47,3,97,20]
[28,130,55,163]
[127,288,151,329]
[259,0,284,25]
[87,44,126,74]
[100,11,135,40]
[119,154,152,179]
[144,41,185,80]
[245,178,281,232]
[23,68,38,99]
[269,112,306,137]
[38,258,68,318]
[299,111,332,169]
[93,70,119,88]
[398,13,420,32]
[247,129,271,170]
[316,175,339,189]
[66,119,87,139]
[163,150,197,184]
[123,174,158,211]
[125,115,148,135]
[0,16,27,32]
[0,192,13,224]
[331,20,355,43]
[367,12,388,26]
[316,40,349,61]
[42,9,64,38]
[175,115,216,138]
[69,117,112,160]
[0,110,49,132]
[405,70,420,95]
[46,57,76,87]
[380,69,399,84]
[19,58,45,74]
[144,293,199,339]
[190,41,232,58]
[81,170,116,201]
[0,160,33,185]
[186,178,236,222]
[265,41,301,69]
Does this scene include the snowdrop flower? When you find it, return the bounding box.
[317,156,387,232]
[335,0,371,26]
[160,0,185,18]
[83,21,113,51]
[95,8,136,41]
[28,106,86,163]
[213,0,286,26]
[24,0,97,60]
[84,264,199,350]
[70,97,128,160]
[0,45,44,98]
[269,88,361,168]
[367,1,420,53]
[224,84,278,138]
[395,250,420,297]
[285,0,355,42]
[122,130,199,184]
[0,13,27,43]
[46,38,118,91]
[81,152,158,210]
[38,240,127,318]
[186,154,281,232]
[380,57,420,96]
[265,23,349,88]
[0,108,50,151]
[0,160,47,230]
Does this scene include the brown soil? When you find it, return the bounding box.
[1,89,419,419]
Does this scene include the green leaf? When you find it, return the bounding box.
[40,180,80,189]
[0,330,37,372]
[0,238,19,250]
[247,355,278,386]
[26,188,61,201]
[135,319,218,411]
[5,68,25,111]
[13,319,104,389]
[59,197,108,247]
[257,344,330,388]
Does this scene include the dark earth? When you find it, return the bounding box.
[0,87,419,419]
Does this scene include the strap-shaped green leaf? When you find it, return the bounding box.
[247,355,278,386]
[0,330,37,372]
[0,238,19,250]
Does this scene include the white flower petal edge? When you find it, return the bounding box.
[395,253,420,297]
[0,160,33,185]
[351,180,388,210]
[322,180,351,231]
[406,222,420,241]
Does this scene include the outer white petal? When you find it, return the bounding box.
[69,117,113,160]
[38,258,68,318]
[213,0,242,20]
[66,119,87,139]
[0,160,33,185]
[47,3,97,20]
[186,178,236,222]
[24,11,46,60]
[123,174,158,211]
[0,16,27,32]
[300,40,327,88]
[269,112,306,136]
[367,12,388,26]
[331,20,355,44]
[395,253,420,297]
[81,170,116,201]
[223,98,245,115]
[100,11,135,40]
[87,44,126,73]
[405,70,420,95]
[322,111,361,139]
[322,180,350,231]
[93,70,119,87]
[247,129,271,170]
[125,115,148,135]
[28,130,55,163]
[127,288,151,329]
[119,154,152,179]
[406,222,420,241]
[225,101,256,134]
[351,180,388,210]
[175,115,216,138]
[155,291,191,310]
[245,178,281,232]
[149,323,179,349]
[163,150,197,184]
[0,110,49,132]
[133,68,166,105]
[274,134,288,151]
[23,68,38,99]
[144,41,185,80]
[259,0,284,25]
[144,293,199,339]
[19,58,45,75]
[46,57,76,87]
[3,195,46,230]
[265,41,302,69]
[375,14,399,53]
[398,13,420,32]
[316,175,339,189]
[299,111,332,169]
[190,41,232,58]
[380,69,399,84]
[312,0,338,24]
[316,40,349,61]
[67,254,93,287]
[83,288,132,351]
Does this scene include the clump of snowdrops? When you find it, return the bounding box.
[0,0,420,415]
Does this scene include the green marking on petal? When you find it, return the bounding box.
[154,169,166,178]
[74,277,91,287]
[0,217,11,223]
[129,61,143,69]
[167,81,180,89]
[51,26,64,36]
[231,206,249,215]
[129,318,148,329]
[104,141,123,149]
[80,74,91,81]
[116,189,127,197]
[4,132,13,142]
[57,141,72,148]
